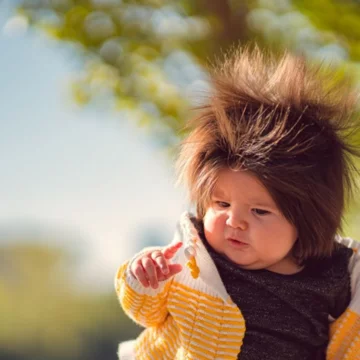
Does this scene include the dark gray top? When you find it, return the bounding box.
[197,225,352,360]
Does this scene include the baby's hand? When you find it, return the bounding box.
[130,241,183,289]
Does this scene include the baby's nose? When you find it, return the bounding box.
[226,214,248,230]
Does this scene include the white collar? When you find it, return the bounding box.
[179,212,231,302]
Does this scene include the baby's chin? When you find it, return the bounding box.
[222,251,264,270]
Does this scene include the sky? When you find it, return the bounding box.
[0,2,187,291]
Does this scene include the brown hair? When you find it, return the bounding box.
[177,46,360,263]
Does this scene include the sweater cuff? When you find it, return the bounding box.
[118,340,135,360]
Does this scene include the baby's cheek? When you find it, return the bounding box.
[203,211,224,245]
[204,210,224,233]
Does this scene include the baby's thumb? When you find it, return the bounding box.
[168,263,182,276]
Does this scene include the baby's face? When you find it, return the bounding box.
[203,168,300,274]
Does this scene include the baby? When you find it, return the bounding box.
[115,47,360,359]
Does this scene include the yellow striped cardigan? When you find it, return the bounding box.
[115,213,360,360]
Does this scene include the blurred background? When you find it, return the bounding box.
[1,0,360,359]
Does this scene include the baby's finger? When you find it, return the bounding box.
[151,251,169,275]
[142,257,158,289]
[131,263,149,288]
[162,241,183,260]
[155,263,183,281]
[168,263,183,277]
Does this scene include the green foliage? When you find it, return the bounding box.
[17,0,252,144]
[293,0,360,60]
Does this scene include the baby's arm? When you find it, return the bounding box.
[115,242,183,328]
[327,237,360,359]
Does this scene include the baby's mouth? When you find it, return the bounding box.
[227,238,249,247]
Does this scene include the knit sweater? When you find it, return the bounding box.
[115,212,360,360]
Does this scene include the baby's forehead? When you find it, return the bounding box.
[212,186,273,202]
[211,170,277,206]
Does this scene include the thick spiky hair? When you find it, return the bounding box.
[177,46,360,263]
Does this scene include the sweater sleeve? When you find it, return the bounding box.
[327,237,360,360]
[114,245,179,328]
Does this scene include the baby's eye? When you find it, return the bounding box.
[252,208,270,216]
[215,201,230,208]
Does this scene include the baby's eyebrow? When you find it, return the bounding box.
[252,202,276,209]
[211,189,227,198]
[249,197,280,210]
[212,188,277,208]
[247,195,275,206]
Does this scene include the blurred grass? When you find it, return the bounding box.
[0,243,141,360]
